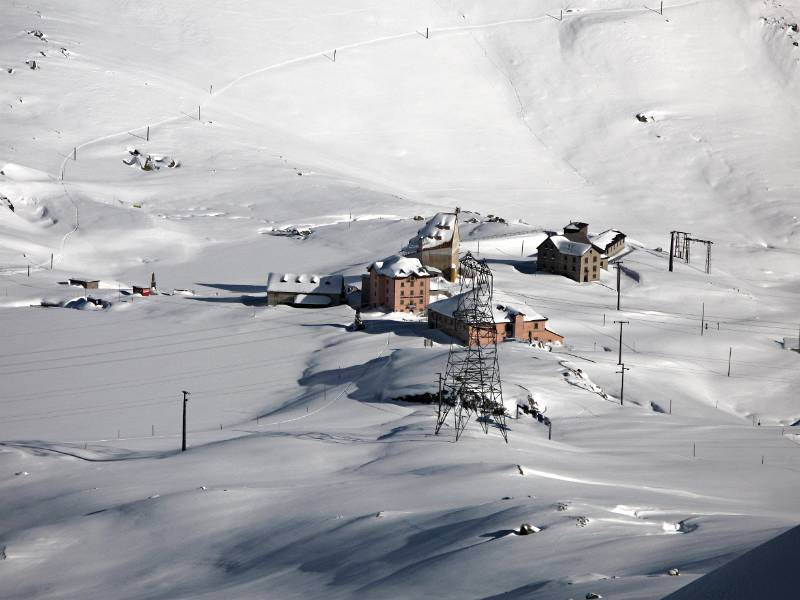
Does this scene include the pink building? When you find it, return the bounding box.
[362,255,436,313]
[428,292,563,346]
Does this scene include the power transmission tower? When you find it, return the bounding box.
[669,231,690,271]
[435,252,507,442]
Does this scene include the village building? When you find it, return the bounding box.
[537,235,605,282]
[266,273,344,307]
[361,255,435,313]
[427,293,563,346]
[562,221,627,259]
[590,228,627,258]
[405,211,460,282]
[69,278,99,289]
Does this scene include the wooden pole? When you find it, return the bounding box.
[669,231,675,272]
[73,147,76,161]
[181,390,190,451]
[146,125,150,141]
[727,347,732,376]
[700,302,705,336]
[198,105,201,121]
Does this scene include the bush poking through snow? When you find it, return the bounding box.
[556,502,569,512]
[575,516,590,527]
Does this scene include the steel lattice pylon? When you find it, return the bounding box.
[435,251,507,442]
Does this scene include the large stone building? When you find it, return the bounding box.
[537,235,605,282]
[361,255,435,313]
[266,273,344,307]
[563,221,627,259]
[427,292,563,346]
[406,211,459,282]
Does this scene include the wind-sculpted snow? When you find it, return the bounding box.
[0,0,799,598]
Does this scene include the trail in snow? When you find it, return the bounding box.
[520,466,728,501]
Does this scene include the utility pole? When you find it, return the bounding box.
[700,302,705,336]
[614,261,623,310]
[616,364,630,405]
[669,231,675,272]
[198,105,201,121]
[521,240,525,257]
[614,320,629,365]
[181,390,190,451]
[146,125,150,141]
[727,347,732,377]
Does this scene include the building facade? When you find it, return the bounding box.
[591,229,627,258]
[405,212,459,282]
[427,293,563,347]
[362,255,434,313]
[537,235,605,282]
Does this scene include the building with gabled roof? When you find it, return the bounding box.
[537,234,605,282]
[266,273,344,307]
[361,255,436,313]
[427,292,563,346]
[405,211,460,282]
[590,228,626,258]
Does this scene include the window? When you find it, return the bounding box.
[400,299,404,305]
[400,281,405,287]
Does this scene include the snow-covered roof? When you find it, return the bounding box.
[266,273,343,295]
[563,221,588,232]
[590,228,626,250]
[540,235,594,256]
[428,292,546,323]
[411,212,458,250]
[369,255,433,278]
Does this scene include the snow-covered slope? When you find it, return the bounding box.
[1,1,799,598]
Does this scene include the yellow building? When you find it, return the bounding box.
[406,212,460,282]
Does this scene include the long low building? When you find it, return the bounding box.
[266,273,344,307]
[427,292,563,346]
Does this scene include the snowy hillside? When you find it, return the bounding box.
[1,1,799,598]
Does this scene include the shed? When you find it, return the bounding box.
[69,278,100,289]
[266,273,344,307]
[132,286,151,296]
